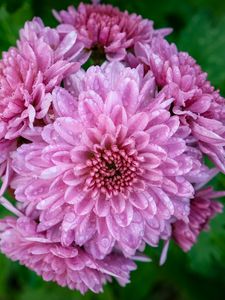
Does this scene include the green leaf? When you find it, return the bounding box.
[177,13,225,92]
[0,2,32,53]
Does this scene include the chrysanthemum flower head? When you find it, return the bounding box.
[54,3,171,61]
[0,17,81,140]
[11,62,208,259]
[172,187,224,251]
[133,37,225,173]
[0,216,136,294]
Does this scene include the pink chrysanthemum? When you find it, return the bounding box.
[11,62,208,258]
[132,38,225,173]
[172,187,223,251]
[0,17,82,139]
[53,3,171,61]
[0,216,136,294]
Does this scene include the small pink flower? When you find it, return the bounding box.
[54,3,171,61]
[0,216,136,293]
[0,17,81,139]
[172,187,224,252]
[11,62,207,259]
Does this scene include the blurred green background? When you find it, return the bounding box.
[1,0,225,299]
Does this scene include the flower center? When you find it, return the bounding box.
[85,146,139,196]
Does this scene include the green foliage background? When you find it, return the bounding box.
[0,0,225,299]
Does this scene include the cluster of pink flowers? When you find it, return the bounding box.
[0,0,224,294]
